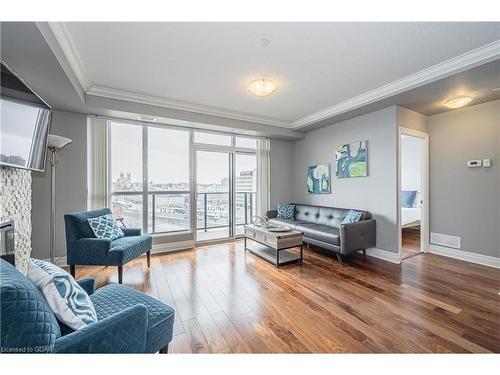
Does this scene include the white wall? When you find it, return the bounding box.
[401,135,422,193]
[290,107,399,253]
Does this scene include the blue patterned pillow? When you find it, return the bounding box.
[87,213,124,240]
[341,209,362,224]
[401,190,417,208]
[277,203,295,219]
[27,259,98,330]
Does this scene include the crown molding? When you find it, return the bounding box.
[43,23,499,130]
[291,40,500,128]
[47,22,91,91]
[87,85,292,128]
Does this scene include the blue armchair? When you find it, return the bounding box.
[0,259,174,353]
[64,208,152,284]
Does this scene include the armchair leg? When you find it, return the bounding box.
[70,265,75,277]
[336,253,343,265]
[118,266,123,284]
[362,249,367,258]
[159,345,169,354]
[146,250,151,267]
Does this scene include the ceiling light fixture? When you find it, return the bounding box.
[248,78,277,97]
[443,95,473,109]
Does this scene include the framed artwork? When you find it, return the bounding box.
[307,164,331,194]
[336,141,368,178]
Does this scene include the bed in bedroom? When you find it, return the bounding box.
[401,190,421,228]
[401,207,420,228]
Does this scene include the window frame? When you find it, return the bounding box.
[109,121,193,236]
[108,121,261,239]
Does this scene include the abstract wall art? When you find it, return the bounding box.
[336,141,368,178]
[307,164,331,194]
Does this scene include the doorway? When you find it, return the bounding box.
[195,150,257,242]
[196,150,232,241]
[398,128,429,261]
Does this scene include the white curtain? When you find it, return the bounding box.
[88,117,109,210]
[256,138,271,217]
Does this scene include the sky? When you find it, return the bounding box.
[111,122,256,186]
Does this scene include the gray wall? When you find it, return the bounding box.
[270,139,294,209]
[290,107,399,253]
[397,106,428,133]
[32,110,88,260]
[428,100,499,258]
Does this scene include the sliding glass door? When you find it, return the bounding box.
[234,153,257,236]
[194,139,257,242]
[196,150,232,241]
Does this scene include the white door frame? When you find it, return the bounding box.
[397,127,430,261]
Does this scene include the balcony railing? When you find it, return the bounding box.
[196,191,256,233]
[111,190,256,236]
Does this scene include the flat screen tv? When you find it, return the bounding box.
[0,61,51,172]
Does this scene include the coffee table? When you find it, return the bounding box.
[244,224,303,268]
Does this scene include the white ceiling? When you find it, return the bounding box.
[55,22,499,128]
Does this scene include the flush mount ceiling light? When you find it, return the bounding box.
[443,95,473,109]
[248,78,277,97]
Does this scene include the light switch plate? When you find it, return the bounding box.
[483,159,491,168]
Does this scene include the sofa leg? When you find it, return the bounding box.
[362,249,366,258]
[159,344,169,354]
[70,265,75,277]
[118,266,123,284]
[146,250,151,267]
[336,253,343,265]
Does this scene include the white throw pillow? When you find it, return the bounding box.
[27,259,98,330]
[87,213,124,240]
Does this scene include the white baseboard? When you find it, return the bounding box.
[429,244,500,269]
[151,240,195,255]
[365,247,401,264]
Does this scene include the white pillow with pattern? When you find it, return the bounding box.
[87,213,124,240]
[27,259,98,330]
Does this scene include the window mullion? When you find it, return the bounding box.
[142,126,148,234]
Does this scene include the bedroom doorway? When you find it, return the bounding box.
[398,128,429,261]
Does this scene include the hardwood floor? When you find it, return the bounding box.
[75,241,500,353]
[401,228,421,260]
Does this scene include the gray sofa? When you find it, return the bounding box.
[267,204,376,264]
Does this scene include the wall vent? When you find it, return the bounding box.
[430,232,461,249]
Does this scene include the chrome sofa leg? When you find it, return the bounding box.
[336,253,343,265]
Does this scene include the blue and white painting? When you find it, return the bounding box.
[336,141,368,178]
[307,164,331,194]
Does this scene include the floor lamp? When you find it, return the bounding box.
[47,134,72,264]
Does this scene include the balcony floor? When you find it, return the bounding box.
[196,225,245,242]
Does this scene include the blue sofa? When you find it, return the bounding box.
[64,208,152,284]
[0,259,174,353]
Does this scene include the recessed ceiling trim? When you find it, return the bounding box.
[87,85,291,128]
[291,39,500,128]
[47,22,90,91]
[43,22,500,130]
